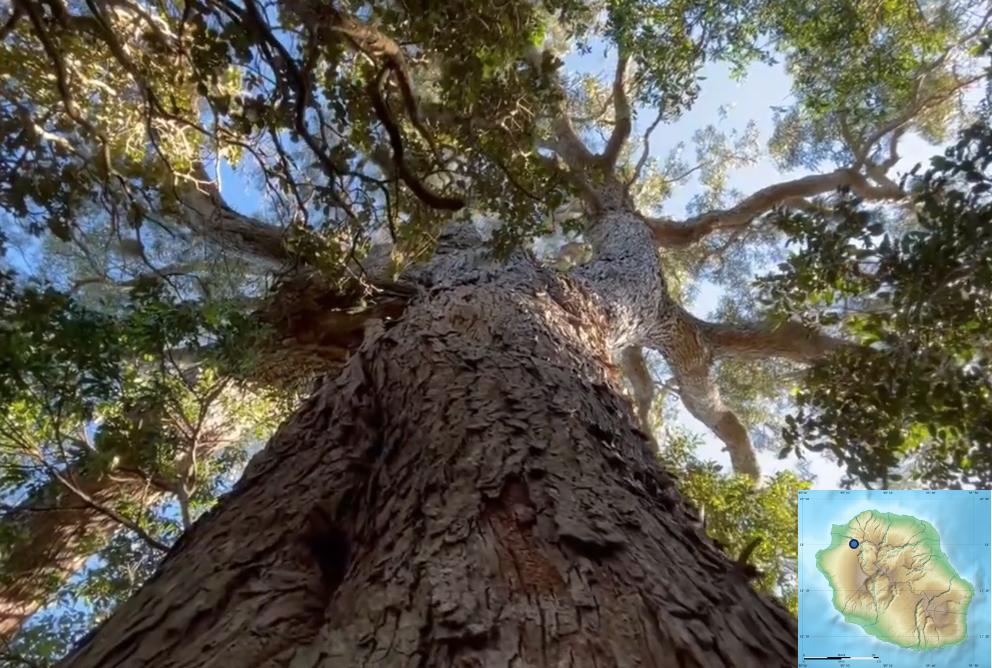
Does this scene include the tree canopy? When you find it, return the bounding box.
[1,0,991,662]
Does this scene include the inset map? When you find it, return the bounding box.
[798,490,991,667]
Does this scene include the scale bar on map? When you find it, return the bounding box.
[803,657,878,661]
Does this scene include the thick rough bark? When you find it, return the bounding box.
[57,262,796,668]
[0,268,420,643]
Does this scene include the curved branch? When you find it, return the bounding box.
[522,46,598,174]
[648,68,984,251]
[839,65,984,174]
[171,166,292,268]
[644,168,906,248]
[678,371,759,479]
[641,303,856,479]
[639,305,758,478]
[862,72,985,156]
[287,0,464,210]
[878,125,908,171]
[366,66,465,210]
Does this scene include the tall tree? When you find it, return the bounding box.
[0,0,989,664]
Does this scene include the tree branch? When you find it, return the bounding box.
[620,346,654,433]
[643,168,905,248]
[600,52,631,172]
[878,125,907,171]
[853,69,985,169]
[71,261,214,293]
[696,317,855,363]
[522,46,598,174]
[0,5,23,41]
[627,107,665,188]
[170,166,292,268]
[43,464,169,553]
[678,372,759,479]
[838,114,869,166]
[640,305,759,478]
[641,304,855,479]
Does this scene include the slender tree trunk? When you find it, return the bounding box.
[1,384,248,643]
[0,470,165,641]
[58,263,796,668]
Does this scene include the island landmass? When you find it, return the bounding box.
[815,509,975,651]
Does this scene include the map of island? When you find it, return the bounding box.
[815,510,975,651]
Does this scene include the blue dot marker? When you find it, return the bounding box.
[849,539,860,549]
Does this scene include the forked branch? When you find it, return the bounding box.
[641,305,855,478]
[522,46,598,176]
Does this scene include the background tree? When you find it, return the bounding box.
[0,0,989,665]
[0,249,291,651]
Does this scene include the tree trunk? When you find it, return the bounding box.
[1,381,250,643]
[58,263,796,668]
[0,470,165,641]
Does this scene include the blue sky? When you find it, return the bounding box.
[214,50,959,488]
[647,62,964,487]
[2,19,969,514]
[655,60,852,486]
